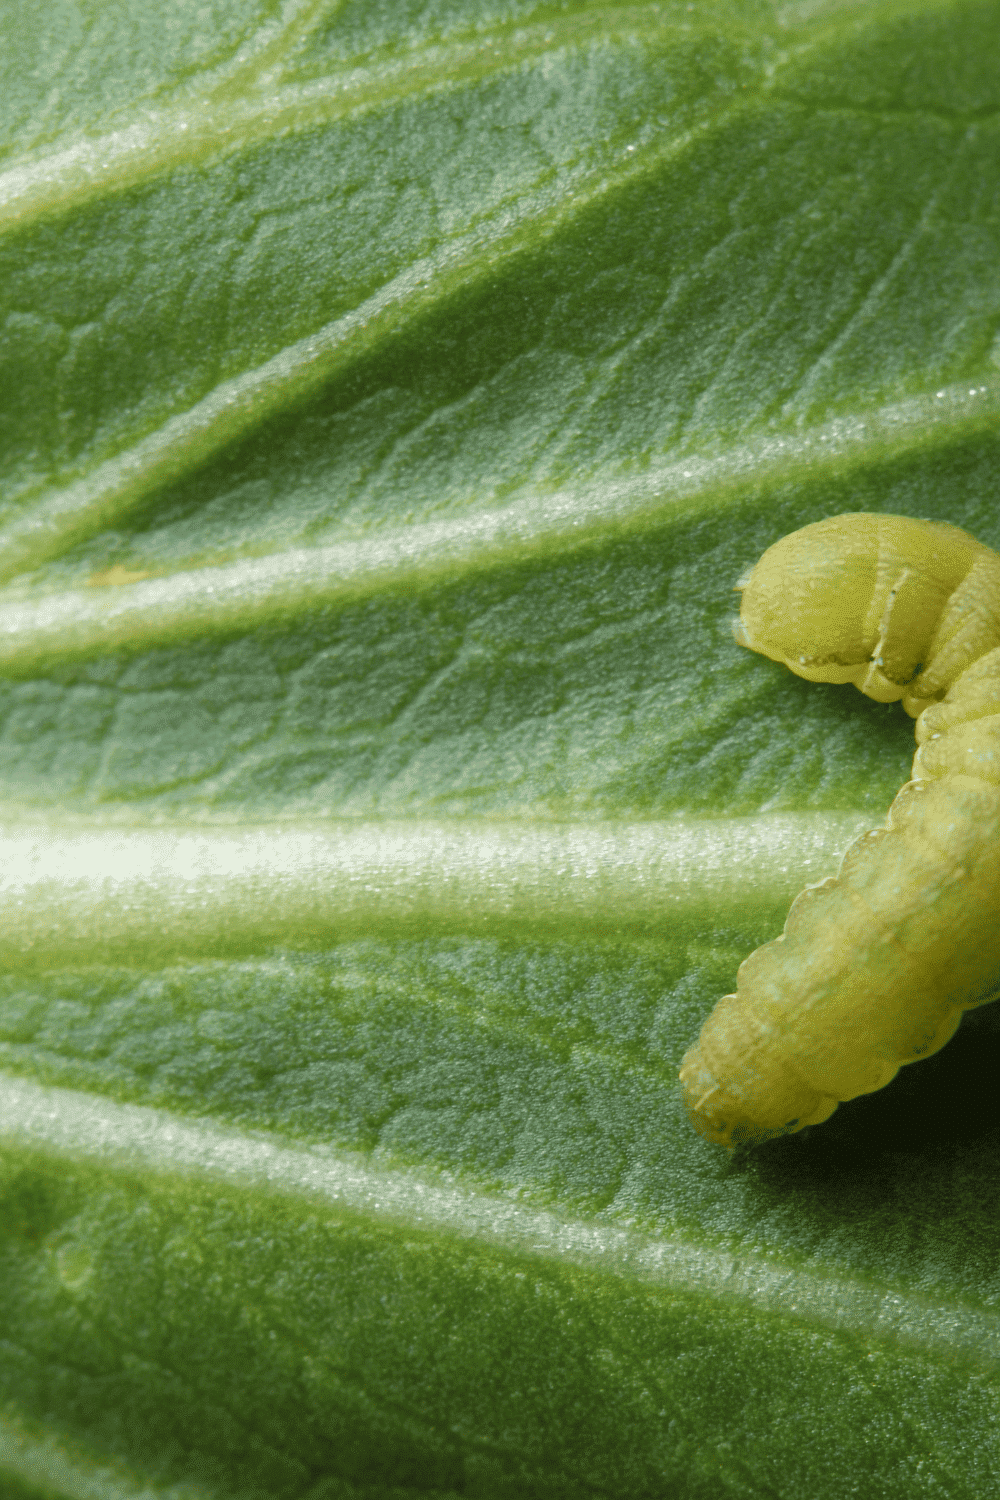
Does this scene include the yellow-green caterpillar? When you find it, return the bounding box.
[680,512,1000,1147]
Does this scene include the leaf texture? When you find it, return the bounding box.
[3,1,1000,1496]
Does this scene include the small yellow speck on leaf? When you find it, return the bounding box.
[86,565,152,588]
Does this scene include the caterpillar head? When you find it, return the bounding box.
[733,513,981,707]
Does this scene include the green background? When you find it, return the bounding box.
[2,0,1000,1494]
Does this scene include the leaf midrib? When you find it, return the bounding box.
[0,812,866,966]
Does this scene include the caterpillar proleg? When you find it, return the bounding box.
[680,513,1000,1147]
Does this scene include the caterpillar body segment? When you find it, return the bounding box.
[681,513,1000,1147]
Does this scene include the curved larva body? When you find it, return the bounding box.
[680,513,1000,1147]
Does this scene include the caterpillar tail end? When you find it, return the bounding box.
[679,1041,840,1149]
[678,1046,781,1149]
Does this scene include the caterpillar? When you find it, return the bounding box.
[679,512,1000,1147]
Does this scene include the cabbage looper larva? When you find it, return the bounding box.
[680,513,1000,1147]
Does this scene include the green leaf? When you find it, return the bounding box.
[2,1,1000,1495]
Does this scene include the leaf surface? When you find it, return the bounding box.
[2,1,1000,1496]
